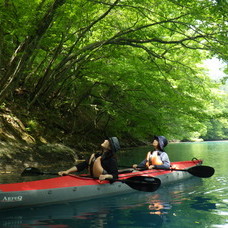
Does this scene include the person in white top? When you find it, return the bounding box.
[133,136,170,169]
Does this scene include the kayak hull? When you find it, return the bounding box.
[0,160,202,210]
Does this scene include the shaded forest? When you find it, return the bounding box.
[0,0,228,149]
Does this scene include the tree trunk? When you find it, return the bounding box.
[0,0,66,104]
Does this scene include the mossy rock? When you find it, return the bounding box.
[0,142,79,171]
[35,143,78,163]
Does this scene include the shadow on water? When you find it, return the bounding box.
[189,196,217,211]
[0,177,204,228]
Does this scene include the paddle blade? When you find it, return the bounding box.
[21,167,43,176]
[188,165,215,178]
[123,176,161,192]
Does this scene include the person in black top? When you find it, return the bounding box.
[58,137,120,180]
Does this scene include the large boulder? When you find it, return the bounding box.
[0,142,78,172]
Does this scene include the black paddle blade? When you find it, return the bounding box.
[21,167,43,176]
[188,165,215,178]
[123,176,161,192]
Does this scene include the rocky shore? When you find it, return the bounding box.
[0,108,81,172]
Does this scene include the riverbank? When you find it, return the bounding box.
[0,103,144,171]
[0,141,79,171]
[0,105,91,171]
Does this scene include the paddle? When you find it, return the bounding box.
[110,176,161,192]
[21,167,161,192]
[21,167,58,176]
[118,165,215,178]
[167,165,215,178]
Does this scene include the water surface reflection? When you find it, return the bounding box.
[0,177,203,228]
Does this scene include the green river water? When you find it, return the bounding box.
[0,141,227,227]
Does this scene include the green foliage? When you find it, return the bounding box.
[26,120,39,132]
[0,0,228,142]
[202,87,228,140]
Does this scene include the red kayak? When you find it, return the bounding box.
[0,159,214,210]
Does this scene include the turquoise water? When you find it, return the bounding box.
[0,141,227,227]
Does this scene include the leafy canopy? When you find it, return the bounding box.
[0,0,227,141]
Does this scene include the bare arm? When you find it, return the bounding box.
[146,151,150,168]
